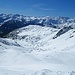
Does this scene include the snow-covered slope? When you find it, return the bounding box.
[0,25,75,75]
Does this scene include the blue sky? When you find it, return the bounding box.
[0,0,75,17]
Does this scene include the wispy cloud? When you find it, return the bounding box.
[32,4,45,8]
[39,8,54,11]
[32,4,55,11]
[0,6,12,11]
[26,8,33,11]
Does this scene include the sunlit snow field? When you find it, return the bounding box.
[0,25,75,75]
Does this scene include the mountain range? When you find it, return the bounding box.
[0,13,75,75]
[0,13,75,37]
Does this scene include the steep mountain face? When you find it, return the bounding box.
[0,13,75,37]
[0,14,75,75]
[53,26,73,39]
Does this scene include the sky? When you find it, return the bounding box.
[0,0,75,17]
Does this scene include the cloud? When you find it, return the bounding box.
[32,4,54,11]
[0,6,12,11]
[26,8,33,11]
[39,8,55,11]
[32,4,45,8]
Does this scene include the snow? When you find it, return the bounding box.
[0,13,75,28]
[0,25,75,75]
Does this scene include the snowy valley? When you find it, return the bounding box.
[0,14,75,75]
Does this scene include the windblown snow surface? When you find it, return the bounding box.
[0,25,75,75]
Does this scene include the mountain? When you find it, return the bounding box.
[0,14,75,75]
[0,13,75,37]
[0,25,75,75]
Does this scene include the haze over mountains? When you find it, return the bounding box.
[0,13,75,75]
